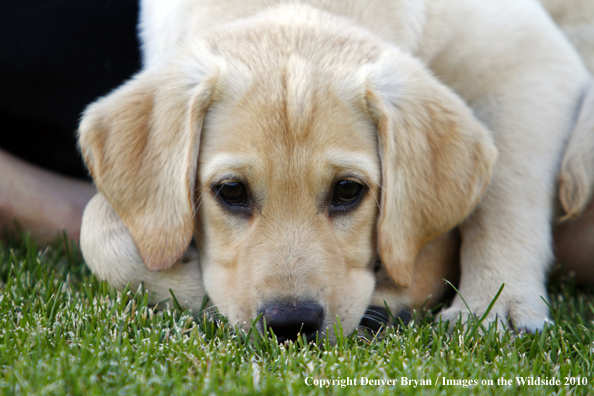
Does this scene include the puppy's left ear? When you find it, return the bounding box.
[78,65,219,271]
[364,50,497,287]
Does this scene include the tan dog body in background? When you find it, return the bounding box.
[80,0,593,340]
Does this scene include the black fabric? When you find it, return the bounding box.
[0,0,141,178]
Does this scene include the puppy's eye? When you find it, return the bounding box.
[331,180,364,207]
[218,182,248,205]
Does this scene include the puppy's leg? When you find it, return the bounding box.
[435,5,592,331]
[81,193,206,312]
[441,73,591,331]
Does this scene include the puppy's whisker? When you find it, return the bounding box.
[200,302,231,312]
[363,179,383,215]
[359,314,384,322]
[197,303,232,321]
[373,182,387,194]
[191,186,213,217]
[192,185,224,220]
[355,324,384,335]
[193,181,218,197]
[194,186,211,203]
[358,315,388,326]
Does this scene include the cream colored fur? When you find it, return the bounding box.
[539,0,594,221]
[81,193,205,311]
[80,0,592,337]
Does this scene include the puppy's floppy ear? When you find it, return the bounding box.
[364,50,497,287]
[78,65,219,271]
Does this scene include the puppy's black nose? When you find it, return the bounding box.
[262,303,324,343]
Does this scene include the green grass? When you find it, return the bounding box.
[0,234,593,395]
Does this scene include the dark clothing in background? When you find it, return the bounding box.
[0,0,141,178]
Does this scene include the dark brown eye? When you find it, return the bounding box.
[332,180,363,206]
[218,182,248,205]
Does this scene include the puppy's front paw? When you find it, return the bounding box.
[438,285,552,333]
[81,192,207,312]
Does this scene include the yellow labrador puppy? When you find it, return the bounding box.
[79,0,592,341]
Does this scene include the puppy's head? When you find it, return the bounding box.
[79,10,495,342]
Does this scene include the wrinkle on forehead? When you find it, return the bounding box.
[244,66,373,153]
[285,55,318,140]
[199,57,379,203]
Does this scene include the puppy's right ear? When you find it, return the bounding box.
[78,64,219,271]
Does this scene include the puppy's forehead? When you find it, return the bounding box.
[200,63,379,185]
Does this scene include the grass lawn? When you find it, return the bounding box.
[0,234,592,395]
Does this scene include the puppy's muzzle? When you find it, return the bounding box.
[261,302,324,343]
